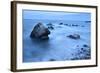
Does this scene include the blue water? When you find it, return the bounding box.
[23,19,91,62]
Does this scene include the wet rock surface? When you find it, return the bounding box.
[30,22,50,39]
[67,34,80,39]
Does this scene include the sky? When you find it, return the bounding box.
[23,10,91,21]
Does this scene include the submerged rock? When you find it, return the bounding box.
[48,26,54,30]
[49,59,56,61]
[59,23,63,25]
[47,23,53,26]
[47,23,54,30]
[67,34,80,39]
[72,24,78,27]
[64,24,68,26]
[85,21,91,23]
[83,44,89,48]
[30,22,50,39]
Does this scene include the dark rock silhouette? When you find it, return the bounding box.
[67,34,80,39]
[85,21,91,23]
[30,22,50,39]
[83,44,89,48]
[59,23,63,25]
[72,24,78,27]
[47,23,53,26]
[47,23,54,30]
[49,59,56,61]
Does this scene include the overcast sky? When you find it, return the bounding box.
[23,10,91,21]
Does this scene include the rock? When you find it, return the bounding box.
[49,59,56,61]
[81,48,84,50]
[59,23,63,25]
[72,24,78,27]
[47,23,54,30]
[64,24,68,26]
[67,34,80,39]
[47,23,53,26]
[47,23,54,29]
[30,22,50,39]
[48,26,54,30]
[85,21,91,23]
[71,57,78,60]
[83,44,89,48]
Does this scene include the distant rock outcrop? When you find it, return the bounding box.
[67,34,80,39]
[30,22,50,39]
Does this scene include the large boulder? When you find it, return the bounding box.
[30,22,50,39]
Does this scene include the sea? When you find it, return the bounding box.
[23,19,91,62]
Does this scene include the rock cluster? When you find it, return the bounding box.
[71,44,90,60]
